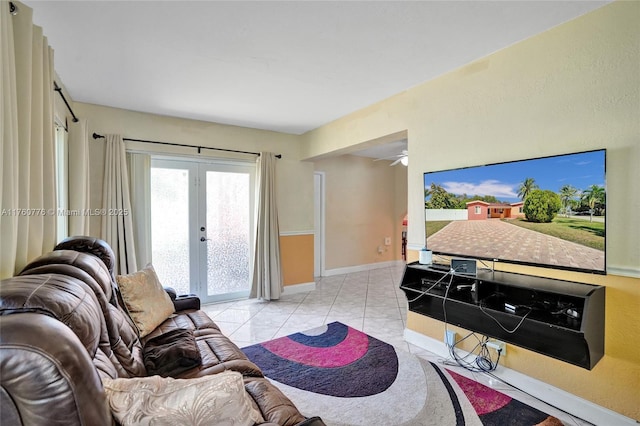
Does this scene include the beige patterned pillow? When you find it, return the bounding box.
[102,372,265,426]
[116,264,175,337]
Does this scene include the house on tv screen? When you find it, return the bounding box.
[466,200,525,220]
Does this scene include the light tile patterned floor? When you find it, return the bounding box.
[201,265,592,426]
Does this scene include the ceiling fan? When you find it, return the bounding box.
[375,150,408,166]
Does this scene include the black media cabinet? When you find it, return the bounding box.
[400,262,605,369]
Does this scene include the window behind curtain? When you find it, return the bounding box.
[54,124,68,242]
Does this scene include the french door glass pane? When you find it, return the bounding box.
[205,171,251,296]
[150,167,190,295]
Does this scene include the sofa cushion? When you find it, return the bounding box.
[146,311,264,379]
[116,265,175,338]
[143,328,201,377]
[103,371,265,426]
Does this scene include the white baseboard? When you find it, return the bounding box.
[403,328,637,426]
[323,260,405,277]
[607,264,640,278]
[279,230,314,237]
[283,281,316,294]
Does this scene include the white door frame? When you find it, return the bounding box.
[196,162,255,304]
[314,172,326,277]
[150,157,255,303]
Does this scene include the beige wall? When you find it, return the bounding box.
[313,155,407,270]
[302,1,639,277]
[75,102,314,237]
[301,1,640,419]
[77,103,317,287]
[77,101,408,276]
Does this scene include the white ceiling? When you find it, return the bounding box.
[350,139,407,161]
[26,1,608,139]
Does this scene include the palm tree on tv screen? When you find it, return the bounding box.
[581,184,606,222]
[424,183,460,209]
[559,184,579,217]
[517,178,538,201]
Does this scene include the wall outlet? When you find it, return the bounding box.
[444,330,456,347]
[486,340,506,356]
[384,237,391,246]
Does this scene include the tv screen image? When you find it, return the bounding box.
[424,149,606,274]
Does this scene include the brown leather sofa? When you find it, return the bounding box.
[0,236,324,426]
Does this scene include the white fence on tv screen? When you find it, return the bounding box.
[425,209,469,221]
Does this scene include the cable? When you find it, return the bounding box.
[405,262,503,373]
[441,272,455,323]
[444,332,502,373]
[405,271,453,303]
[438,263,505,373]
[476,258,495,272]
[433,253,449,263]
[478,302,532,334]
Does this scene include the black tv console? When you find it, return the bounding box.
[400,262,605,370]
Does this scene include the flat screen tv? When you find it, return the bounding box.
[424,149,606,274]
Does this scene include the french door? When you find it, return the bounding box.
[150,158,255,304]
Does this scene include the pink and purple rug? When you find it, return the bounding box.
[242,322,562,426]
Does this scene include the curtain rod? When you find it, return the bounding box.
[54,82,79,123]
[92,133,282,158]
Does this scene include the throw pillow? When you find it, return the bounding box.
[102,372,265,426]
[143,328,202,377]
[116,264,175,338]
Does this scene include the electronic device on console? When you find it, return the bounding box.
[451,258,477,276]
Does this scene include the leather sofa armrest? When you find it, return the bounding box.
[0,313,112,426]
[164,286,177,300]
[174,295,201,311]
[164,287,201,311]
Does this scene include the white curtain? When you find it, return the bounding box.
[1,2,56,279]
[67,118,91,236]
[127,152,152,270]
[102,134,137,275]
[250,152,283,300]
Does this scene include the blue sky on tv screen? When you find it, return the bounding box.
[424,150,605,203]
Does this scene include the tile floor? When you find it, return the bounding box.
[201,265,592,426]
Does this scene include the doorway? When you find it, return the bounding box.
[314,172,325,277]
[150,158,255,303]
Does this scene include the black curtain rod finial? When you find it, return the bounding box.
[93,133,105,139]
